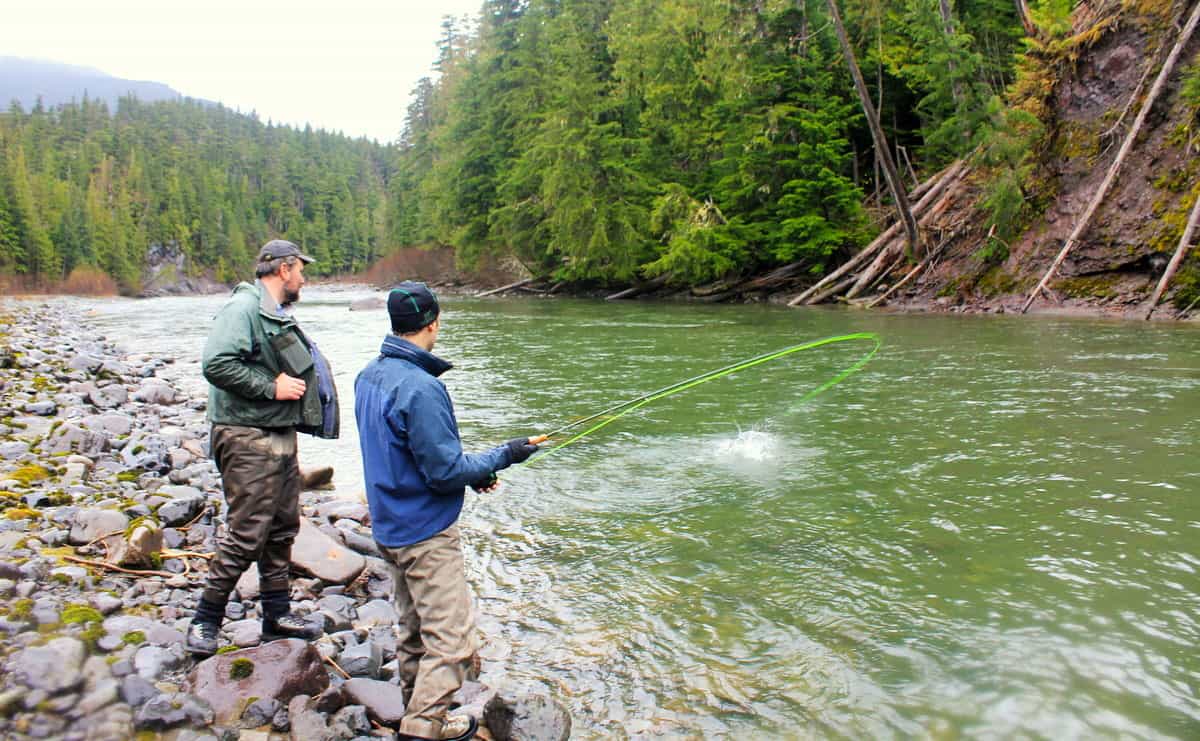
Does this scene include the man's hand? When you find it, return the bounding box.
[505,437,540,464]
[471,472,499,493]
[274,373,306,401]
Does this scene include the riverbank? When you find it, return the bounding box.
[0,301,568,740]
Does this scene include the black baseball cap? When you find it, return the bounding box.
[388,281,440,333]
[257,239,314,264]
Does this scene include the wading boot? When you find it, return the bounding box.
[397,714,478,741]
[261,589,323,642]
[186,596,226,657]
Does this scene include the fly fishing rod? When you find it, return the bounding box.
[526,332,881,461]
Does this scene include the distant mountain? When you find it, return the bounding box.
[0,57,207,112]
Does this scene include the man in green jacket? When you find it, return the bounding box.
[187,239,339,657]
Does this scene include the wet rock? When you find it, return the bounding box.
[9,415,54,442]
[91,592,125,615]
[328,705,371,738]
[104,521,163,569]
[291,518,366,585]
[134,693,190,730]
[9,637,86,693]
[77,678,120,715]
[336,527,382,558]
[186,639,329,725]
[69,508,130,546]
[300,465,335,490]
[484,693,572,741]
[225,619,262,648]
[338,641,382,678]
[317,499,368,523]
[69,353,105,374]
[341,678,407,725]
[241,697,282,729]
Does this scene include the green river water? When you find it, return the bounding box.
[88,289,1199,739]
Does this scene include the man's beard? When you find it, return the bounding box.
[282,286,301,305]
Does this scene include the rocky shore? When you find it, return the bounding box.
[0,302,570,740]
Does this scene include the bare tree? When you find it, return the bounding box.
[822,0,922,256]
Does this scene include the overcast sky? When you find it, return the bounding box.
[7,0,483,143]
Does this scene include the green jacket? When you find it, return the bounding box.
[202,281,339,437]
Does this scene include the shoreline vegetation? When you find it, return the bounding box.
[0,302,569,740]
[2,1,1197,320]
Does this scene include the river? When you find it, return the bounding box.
[80,287,1199,739]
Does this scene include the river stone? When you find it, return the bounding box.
[77,677,120,716]
[69,353,104,374]
[132,379,178,405]
[11,415,55,442]
[186,639,329,725]
[484,693,573,741]
[82,412,135,437]
[134,644,186,681]
[300,464,335,490]
[41,422,109,455]
[241,697,282,728]
[70,508,130,545]
[353,599,398,628]
[318,500,369,523]
[120,674,161,708]
[155,485,206,526]
[338,641,382,678]
[291,518,365,585]
[236,563,262,600]
[225,619,262,648]
[329,705,372,738]
[134,693,189,730]
[88,383,129,409]
[23,400,56,416]
[287,694,334,741]
[341,678,407,725]
[0,441,29,460]
[9,637,86,693]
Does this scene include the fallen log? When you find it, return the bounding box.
[1144,191,1200,319]
[477,278,533,297]
[605,273,671,301]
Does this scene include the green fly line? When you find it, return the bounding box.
[529,332,881,462]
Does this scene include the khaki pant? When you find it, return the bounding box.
[378,525,477,739]
[202,425,300,604]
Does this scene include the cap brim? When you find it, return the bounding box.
[297,253,315,264]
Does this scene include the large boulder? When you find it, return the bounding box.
[154,485,206,526]
[291,518,365,585]
[484,693,573,741]
[87,383,129,410]
[187,639,329,725]
[131,379,179,405]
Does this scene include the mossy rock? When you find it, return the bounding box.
[61,604,103,625]
[229,658,255,680]
[1056,274,1120,299]
[7,464,51,487]
[7,598,33,619]
[4,509,40,521]
[122,631,146,646]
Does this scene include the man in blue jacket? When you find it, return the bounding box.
[355,282,539,741]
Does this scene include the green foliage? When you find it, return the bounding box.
[0,98,394,288]
[974,97,1045,249]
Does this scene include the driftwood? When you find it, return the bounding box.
[605,272,671,301]
[477,278,533,297]
[826,0,922,256]
[1022,0,1200,313]
[866,224,968,308]
[1144,191,1200,319]
[788,161,964,306]
[843,165,967,299]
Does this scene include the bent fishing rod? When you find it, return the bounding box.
[524,332,881,461]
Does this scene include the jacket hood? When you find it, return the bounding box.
[379,335,452,377]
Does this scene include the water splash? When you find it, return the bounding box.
[714,429,781,462]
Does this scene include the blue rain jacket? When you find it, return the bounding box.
[355,335,512,547]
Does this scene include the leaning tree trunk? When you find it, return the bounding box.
[824,0,922,256]
[1144,191,1200,319]
[1015,0,1038,37]
[1021,0,1200,314]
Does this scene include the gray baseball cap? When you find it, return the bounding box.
[257,239,314,264]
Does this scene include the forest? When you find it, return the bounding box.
[2,0,1197,306]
